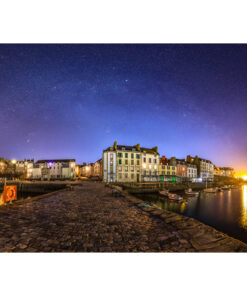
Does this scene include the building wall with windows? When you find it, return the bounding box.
[103,141,159,183]
[186,155,214,180]
[32,159,75,180]
[186,163,197,180]
[159,164,177,177]
[92,159,102,178]
[16,159,34,179]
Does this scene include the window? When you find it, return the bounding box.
[125,153,128,158]
[119,159,122,165]
[131,166,134,172]
[162,165,165,169]
[143,158,146,163]
[118,173,122,179]
[125,160,128,165]
[154,159,157,163]
[149,158,152,163]
[131,174,134,179]
[136,154,140,159]
[125,173,128,178]
[137,160,140,165]
[118,166,122,171]
[131,160,134,165]
[172,167,175,170]
[131,153,134,159]
[162,171,165,175]
[117,153,122,158]
[125,166,128,172]
[136,167,140,172]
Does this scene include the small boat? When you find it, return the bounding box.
[168,193,183,201]
[185,188,199,197]
[159,189,169,197]
[204,187,217,193]
[222,185,230,190]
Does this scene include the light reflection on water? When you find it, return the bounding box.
[241,185,247,229]
[141,186,247,244]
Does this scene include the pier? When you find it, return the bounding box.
[0,181,246,252]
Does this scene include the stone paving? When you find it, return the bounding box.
[0,181,247,252]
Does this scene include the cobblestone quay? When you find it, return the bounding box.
[0,182,247,252]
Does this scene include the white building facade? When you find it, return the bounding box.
[103,142,160,183]
[32,159,76,180]
[186,163,197,181]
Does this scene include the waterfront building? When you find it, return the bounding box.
[32,159,76,180]
[186,155,214,181]
[159,156,177,182]
[0,158,7,174]
[75,165,83,178]
[103,141,160,182]
[92,159,102,179]
[16,159,34,179]
[186,163,197,182]
[176,159,187,180]
[220,167,235,177]
[214,166,222,176]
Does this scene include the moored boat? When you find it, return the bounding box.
[204,187,217,193]
[222,185,230,190]
[159,189,169,197]
[168,193,183,201]
[185,188,199,197]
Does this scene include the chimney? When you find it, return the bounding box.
[152,146,158,153]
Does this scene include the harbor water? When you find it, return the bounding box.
[139,185,247,244]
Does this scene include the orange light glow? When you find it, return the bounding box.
[235,172,247,180]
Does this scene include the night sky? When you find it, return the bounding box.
[1,44,247,172]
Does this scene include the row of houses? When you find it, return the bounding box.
[75,159,102,179]
[0,142,235,182]
[102,142,235,183]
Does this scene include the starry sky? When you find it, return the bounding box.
[0,44,247,172]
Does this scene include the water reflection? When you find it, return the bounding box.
[241,185,247,229]
[141,187,247,244]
